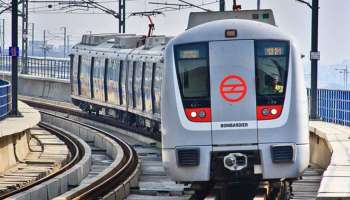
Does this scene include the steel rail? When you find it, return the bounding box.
[39,110,138,200]
[0,121,84,199]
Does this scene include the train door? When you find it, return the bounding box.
[209,40,258,145]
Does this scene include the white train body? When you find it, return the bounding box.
[70,9,310,184]
[161,19,309,182]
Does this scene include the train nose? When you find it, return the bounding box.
[223,153,248,171]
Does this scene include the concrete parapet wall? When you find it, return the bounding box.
[8,113,93,200]
[0,101,40,173]
[0,72,71,102]
[10,112,140,200]
[0,130,30,173]
[309,130,332,169]
[310,121,350,199]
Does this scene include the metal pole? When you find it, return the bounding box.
[343,71,346,90]
[21,0,28,74]
[346,64,348,90]
[219,0,225,11]
[67,35,70,54]
[11,0,19,115]
[118,0,126,33]
[257,0,260,10]
[43,29,46,58]
[62,26,66,57]
[310,0,319,119]
[123,0,125,33]
[31,23,34,56]
[2,19,4,56]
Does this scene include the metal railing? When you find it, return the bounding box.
[0,56,70,79]
[0,79,11,120]
[308,88,350,126]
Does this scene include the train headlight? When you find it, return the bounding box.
[262,108,269,116]
[190,111,197,118]
[198,111,206,118]
[271,108,278,115]
[184,108,212,122]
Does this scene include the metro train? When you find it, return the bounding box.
[70,9,309,198]
[71,33,170,139]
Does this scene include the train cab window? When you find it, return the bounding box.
[255,41,289,105]
[174,43,210,102]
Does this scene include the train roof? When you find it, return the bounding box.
[171,19,292,45]
[187,9,276,29]
[73,34,172,54]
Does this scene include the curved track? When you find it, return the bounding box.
[0,121,83,199]
[39,111,139,200]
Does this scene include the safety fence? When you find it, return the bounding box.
[308,89,350,126]
[0,56,70,79]
[0,79,11,120]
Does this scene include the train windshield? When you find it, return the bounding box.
[174,42,210,99]
[255,41,289,105]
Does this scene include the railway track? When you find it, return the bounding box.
[0,121,83,199]
[38,111,139,200]
[21,96,324,200]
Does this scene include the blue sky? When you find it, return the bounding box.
[1,0,349,88]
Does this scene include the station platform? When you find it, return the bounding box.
[310,121,350,199]
[0,101,41,173]
[0,101,40,137]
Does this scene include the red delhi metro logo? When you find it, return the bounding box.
[219,75,247,103]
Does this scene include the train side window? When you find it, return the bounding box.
[119,60,124,105]
[174,42,210,99]
[255,40,290,105]
[152,63,162,114]
[79,56,92,98]
[151,63,156,114]
[132,61,137,108]
[104,58,108,102]
[141,62,146,111]
[93,58,101,79]
[90,57,95,99]
[76,55,82,95]
[70,54,74,88]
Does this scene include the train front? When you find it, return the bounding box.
[161,19,309,184]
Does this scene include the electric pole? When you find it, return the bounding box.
[67,35,70,55]
[31,23,34,56]
[310,0,319,119]
[118,0,126,33]
[43,29,46,58]
[257,0,260,10]
[219,0,225,11]
[335,64,349,90]
[296,0,319,119]
[21,0,29,74]
[11,0,19,115]
[0,19,4,55]
[61,26,66,57]
[2,19,4,56]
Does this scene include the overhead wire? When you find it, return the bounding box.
[0,0,220,14]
